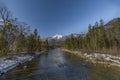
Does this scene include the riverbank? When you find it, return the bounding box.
[61,48,120,67]
[0,55,34,75]
[0,51,46,75]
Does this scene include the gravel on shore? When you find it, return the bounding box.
[61,48,120,67]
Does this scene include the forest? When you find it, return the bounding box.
[64,18,120,54]
[1,4,120,56]
[0,5,49,56]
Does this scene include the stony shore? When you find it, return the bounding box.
[61,48,120,67]
[0,51,45,75]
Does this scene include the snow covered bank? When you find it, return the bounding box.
[0,55,34,75]
[61,49,120,67]
[84,53,120,64]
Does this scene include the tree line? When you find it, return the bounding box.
[0,5,49,56]
[64,19,120,54]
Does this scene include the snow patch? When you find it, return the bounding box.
[84,53,120,64]
[52,34,63,39]
[0,55,34,75]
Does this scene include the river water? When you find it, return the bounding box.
[0,49,120,80]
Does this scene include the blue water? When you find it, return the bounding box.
[0,49,120,80]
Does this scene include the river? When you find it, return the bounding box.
[0,49,120,80]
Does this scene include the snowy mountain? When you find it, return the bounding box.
[52,34,63,39]
[45,34,64,46]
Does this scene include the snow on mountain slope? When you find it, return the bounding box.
[52,34,63,39]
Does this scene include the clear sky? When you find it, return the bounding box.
[0,0,120,38]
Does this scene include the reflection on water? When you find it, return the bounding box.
[0,49,120,80]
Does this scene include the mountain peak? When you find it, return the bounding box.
[52,34,63,39]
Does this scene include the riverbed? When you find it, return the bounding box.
[0,49,120,80]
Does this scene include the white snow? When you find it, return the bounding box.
[83,53,120,64]
[52,34,63,39]
[0,55,34,75]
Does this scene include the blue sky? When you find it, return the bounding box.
[0,0,120,38]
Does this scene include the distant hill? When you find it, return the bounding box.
[104,17,120,39]
[105,18,120,29]
[43,17,120,46]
